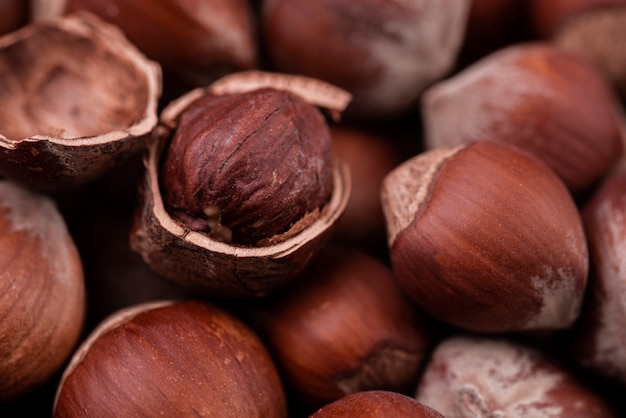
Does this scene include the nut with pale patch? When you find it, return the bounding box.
[381,140,588,333]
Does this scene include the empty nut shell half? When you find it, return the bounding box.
[130,71,351,298]
[0,11,161,191]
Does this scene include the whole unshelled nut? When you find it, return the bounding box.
[131,71,352,298]
[53,300,287,417]
[0,180,85,401]
[415,335,619,417]
[160,87,334,246]
[381,140,588,333]
[422,42,624,198]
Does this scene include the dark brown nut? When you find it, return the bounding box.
[422,42,624,198]
[0,11,161,191]
[571,165,626,385]
[130,71,351,298]
[381,141,588,333]
[528,0,626,38]
[53,300,287,417]
[49,0,258,88]
[160,88,334,246]
[554,6,626,100]
[415,335,619,417]
[261,0,471,119]
[0,0,29,35]
[249,246,434,411]
[0,179,85,401]
[309,390,445,418]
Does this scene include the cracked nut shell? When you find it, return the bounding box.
[0,11,161,191]
[130,71,351,298]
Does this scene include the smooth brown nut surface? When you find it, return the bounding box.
[309,390,445,418]
[0,11,161,191]
[415,335,619,418]
[0,180,85,401]
[250,246,433,410]
[262,0,471,119]
[381,141,588,333]
[53,300,287,417]
[572,166,626,385]
[422,42,624,198]
[62,0,258,87]
[160,87,334,246]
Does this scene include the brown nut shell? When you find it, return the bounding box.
[130,72,351,298]
[0,180,85,401]
[0,11,161,191]
[381,141,588,333]
[53,300,287,418]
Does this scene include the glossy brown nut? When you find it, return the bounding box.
[571,166,626,385]
[250,246,434,410]
[57,0,258,87]
[0,0,29,35]
[309,390,445,418]
[0,180,85,401]
[130,71,351,298]
[422,42,624,198]
[381,141,588,333]
[53,300,287,417]
[0,11,161,191]
[160,88,334,246]
[261,0,471,119]
[415,335,619,417]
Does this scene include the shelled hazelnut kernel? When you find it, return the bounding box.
[249,246,434,411]
[381,140,588,333]
[309,390,445,418]
[570,166,626,385]
[0,180,85,402]
[53,300,287,417]
[415,335,618,417]
[261,0,471,119]
[422,42,624,198]
[130,71,351,298]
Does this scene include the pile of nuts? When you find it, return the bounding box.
[1,0,626,417]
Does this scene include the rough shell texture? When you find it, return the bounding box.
[0,11,161,191]
[554,6,626,98]
[53,300,287,417]
[415,335,618,418]
[572,167,626,384]
[381,141,588,333]
[250,247,433,410]
[160,88,334,246]
[262,0,471,119]
[0,180,85,401]
[309,390,445,418]
[130,81,350,298]
[422,42,624,198]
[62,0,258,86]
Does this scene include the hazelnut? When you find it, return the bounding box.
[415,335,618,417]
[553,5,626,100]
[261,0,471,119]
[421,42,624,198]
[0,180,85,401]
[309,390,445,418]
[380,140,588,333]
[527,0,626,38]
[0,0,29,35]
[130,71,351,298]
[570,166,626,385]
[0,11,161,191]
[249,246,434,410]
[54,0,259,89]
[53,300,287,417]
